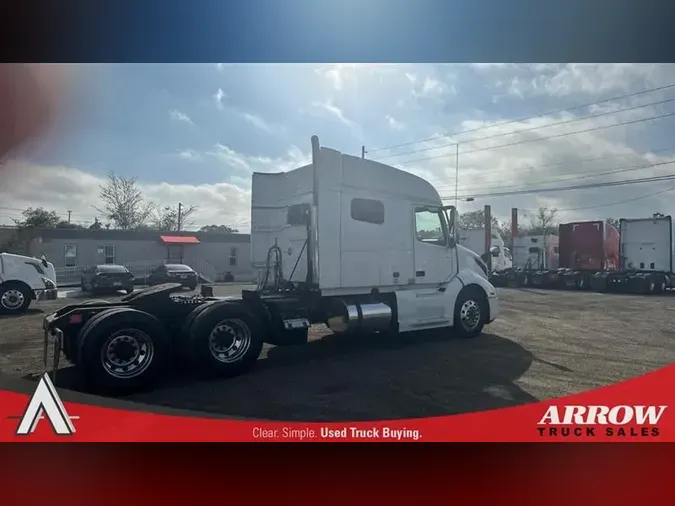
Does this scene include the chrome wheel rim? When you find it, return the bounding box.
[101,329,154,379]
[1,289,24,310]
[208,318,252,363]
[649,281,655,292]
[460,300,481,331]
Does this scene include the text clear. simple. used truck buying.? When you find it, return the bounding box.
[40,136,500,394]
[0,252,58,314]
[492,216,675,294]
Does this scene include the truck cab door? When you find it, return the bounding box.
[397,206,456,328]
[413,206,455,285]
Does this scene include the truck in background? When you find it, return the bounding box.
[0,252,58,314]
[457,228,512,271]
[497,216,675,294]
[511,234,559,271]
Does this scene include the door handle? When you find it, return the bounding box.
[416,270,425,277]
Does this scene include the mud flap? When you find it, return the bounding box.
[43,327,63,384]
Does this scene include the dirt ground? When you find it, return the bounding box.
[2,286,675,421]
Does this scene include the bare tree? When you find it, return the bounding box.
[154,204,198,231]
[96,172,154,230]
[528,205,559,236]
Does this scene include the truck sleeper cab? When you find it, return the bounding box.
[41,136,500,395]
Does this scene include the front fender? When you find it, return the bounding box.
[457,269,497,297]
[457,269,500,323]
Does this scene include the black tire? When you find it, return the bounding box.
[0,282,32,315]
[187,302,264,378]
[76,307,170,394]
[646,276,657,295]
[453,286,488,339]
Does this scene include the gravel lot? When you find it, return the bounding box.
[1,285,675,421]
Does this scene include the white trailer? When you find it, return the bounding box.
[42,136,501,394]
[0,252,58,314]
[611,216,675,293]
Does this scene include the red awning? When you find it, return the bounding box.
[159,235,200,245]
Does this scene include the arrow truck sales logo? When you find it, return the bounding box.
[538,405,667,438]
[9,373,78,436]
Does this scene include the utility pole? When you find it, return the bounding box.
[177,202,183,231]
[454,143,459,208]
[361,146,366,159]
[67,210,71,223]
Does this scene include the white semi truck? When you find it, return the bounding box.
[0,252,58,314]
[511,234,559,271]
[42,136,501,394]
[457,229,512,271]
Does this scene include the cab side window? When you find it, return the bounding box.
[414,207,447,246]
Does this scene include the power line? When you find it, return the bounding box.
[402,110,675,166]
[376,96,675,161]
[438,157,675,194]
[367,81,675,154]
[417,144,675,188]
[556,184,675,213]
[444,160,675,200]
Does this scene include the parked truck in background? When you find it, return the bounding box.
[511,234,559,271]
[457,228,512,271]
[499,216,674,294]
[0,252,58,314]
[41,136,500,394]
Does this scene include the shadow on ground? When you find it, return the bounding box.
[45,330,537,422]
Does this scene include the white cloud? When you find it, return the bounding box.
[169,109,193,125]
[306,100,357,130]
[385,114,405,130]
[240,112,285,135]
[6,63,675,234]
[213,88,226,109]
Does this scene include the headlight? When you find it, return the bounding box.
[42,277,56,289]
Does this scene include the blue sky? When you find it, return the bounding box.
[2,63,675,231]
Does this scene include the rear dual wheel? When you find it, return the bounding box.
[77,308,170,394]
[183,302,264,379]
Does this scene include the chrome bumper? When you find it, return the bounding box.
[35,288,58,301]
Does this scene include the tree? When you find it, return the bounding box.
[89,217,103,230]
[527,206,558,236]
[14,207,62,229]
[154,204,198,232]
[96,172,154,230]
[605,217,620,230]
[457,210,500,230]
[199,224,239,233]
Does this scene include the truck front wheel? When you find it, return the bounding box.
[0,282,32,315]
[453,286,488,339]
[188,303,264,378]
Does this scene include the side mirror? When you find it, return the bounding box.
[448,236,456,248]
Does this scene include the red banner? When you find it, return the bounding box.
[0,364,673,442]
